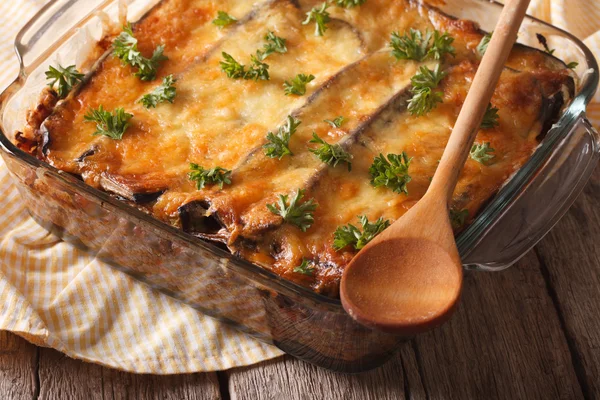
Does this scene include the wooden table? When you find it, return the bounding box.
[2,168,600,399]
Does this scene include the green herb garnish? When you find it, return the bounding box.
[113,24,167,81]
[303,2,331,37]
[263,115,301,159]
[481,103,499,129]
[369,152,412,194]
[220,52,269,81]
[324,116,345,128]
[139,75,177,108]
[267,189,317,232]
[45,65,84,99]
[294,259,316,275]
[566,61,578,70]
[188,165,232,190]
[284,74,315,96]
[407,64,447,116]
[309,133,352,170]
[333,215,390,251]
[536,33,555,55]
[84,106,133,140]
[259,31,288,60]
[477,31,493,56]
[335,0,366,7]
[470,142,495,164]
[450,209,469,229]
[390,29,455,61]
[212,11,237,28]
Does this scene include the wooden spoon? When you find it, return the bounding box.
[340,0,531,335]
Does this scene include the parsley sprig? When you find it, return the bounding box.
[309,133,352,170]
[188,165,232,189]
[407,64,447,116]
[212,11,237,28]
[333,215,390,251]
[45,65,84,99]
[335,0,367,7]
[477,31,493,56]
[284,74,315,96]
[481,103,499,129]
[294,259,316,275]
[263,115,301,159]
[324,116,345,128]
[139,75,177,108]
[470,142,495,165]
[536,33,555,55]
[390,29,455,61]
[84,106,133,140]
[450,209,469,229]
[220,52,270,81]
[369,152,412,194]
[113,24,167,81]
[267,189,317,232]
[259,31,288,60]
[303,2,330,37]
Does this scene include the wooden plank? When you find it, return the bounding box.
[0,331,38,400]
[412,251,583,400]
[534,167,600,398]
[227,346,425,400]
[37,346,221,400]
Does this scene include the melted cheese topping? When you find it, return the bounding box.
[37,0,573,296]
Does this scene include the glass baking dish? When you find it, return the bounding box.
[0,0,597,372]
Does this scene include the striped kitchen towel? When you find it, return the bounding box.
[0,0,597,374]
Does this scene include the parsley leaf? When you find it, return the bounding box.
[481,103,499,129]
[259,31,287,60]
[428,30,456,60]
[470,142,495,164]
[566,61,578,70]
[220,52,246,79]
[113,24,167,81]
[390,29,454,61]
[324,116,345,128]
[294,259,316,275]
[536,33,555,55]
[188,164,232,190]
[283,74,315,96]
[369,152,412,194]
[309,133,352,170]
[220,52,270,81]
[45,65,84,99]
[263,115,301,159]
[335,0,366,7]
[333,215,390,251]
[266,189,317,232]
[303,2,331,37]
[477,31,493,56]
[407,64,447,116]
[139,75,177,108]
[84,106,133,140]
[390,29,430,61]
[450,209,469,229]
[212,11,237,28]
[245,53,270,81]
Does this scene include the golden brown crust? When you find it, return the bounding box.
[28,0,573,296]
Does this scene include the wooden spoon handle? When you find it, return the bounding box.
[429,0,531,201]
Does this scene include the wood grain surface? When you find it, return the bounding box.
[1,170,599,399]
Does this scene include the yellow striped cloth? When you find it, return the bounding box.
[0,0,598,374]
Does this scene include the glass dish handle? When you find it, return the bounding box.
[462,115,600,270]
[14,0,111,75]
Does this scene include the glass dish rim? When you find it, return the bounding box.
[0,0,597,310]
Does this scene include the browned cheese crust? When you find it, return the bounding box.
[27,0,574,296]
